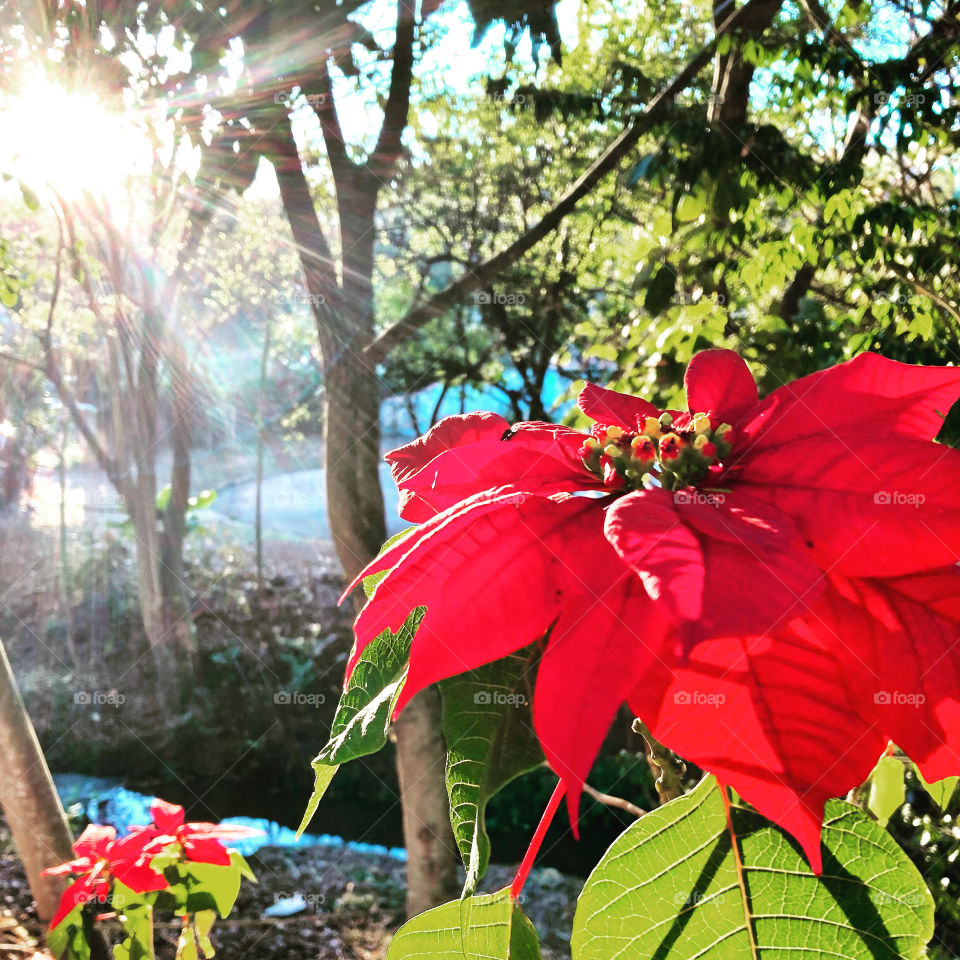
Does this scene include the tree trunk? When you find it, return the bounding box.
[0,639,74,923]
[271,121,460,915]
[394,688,460,916]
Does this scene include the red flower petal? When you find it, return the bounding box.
[603,489,705,623]
[741,353,960,451]
[150,798,186,833]
[604,489,823,646]
[634,625,887,873]
[395,429,595,522]
[577,382,659,430]
[387,412,511,486]
[683,349,759,423]
[824,575,960,784]
[533,552,671,830]
[181,836,232,866]
[379,496,613,714]
[41,856,94,877]
[181,821,262,840]
[737,434,960,576]
[49,875,99,929]
[387,417,593,522]
[73,825,116,860]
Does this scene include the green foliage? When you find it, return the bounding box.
[573,777,934,960]
[869,755,907,827]
[439,645,545,894]
[386,888,541,960]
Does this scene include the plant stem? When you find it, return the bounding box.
[510,780,565,901]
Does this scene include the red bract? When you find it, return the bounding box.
[144,799,260,866]
[41,824,165,928]
[344,350,960,871]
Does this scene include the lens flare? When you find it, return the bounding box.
[0,77,152,199]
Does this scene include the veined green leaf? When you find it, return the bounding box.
[573,776,933,960]
[440,645,544,894]
[387,888,541,960]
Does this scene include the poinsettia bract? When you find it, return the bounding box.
[344,350,960,871]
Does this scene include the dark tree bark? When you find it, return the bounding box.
[265,1,460,913]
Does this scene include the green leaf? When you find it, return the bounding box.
[916,768,959,811]
[363,528,416,598]
[296,760,339,837]
[112,882,156,960]
[676,191,704,223]
[440,646,545,894]
[644,264,678,316]
[180,861,242,918]
[317,606,424,767]
[155,485,172,512]
[47,906,91,960]
[19,182,40,211]
[193,910,217,959]
[868,754,906,826]
[386,888,541,960]
[229,850,257,884]
[188,489,217,510]
[300,531,422,836]
[573,776,933,960]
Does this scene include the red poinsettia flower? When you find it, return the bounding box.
[144,799,261,866]
[343,349,960,871]
[42,824,166,928]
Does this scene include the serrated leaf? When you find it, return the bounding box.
[644,264,677,316]
[386,888,541,960]
[318,606,424,766]
[868,754,906,826]
[573,776,933,960]
[440,646,545,894]
[300,532,422,835]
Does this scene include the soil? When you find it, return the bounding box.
[0,815,582,959]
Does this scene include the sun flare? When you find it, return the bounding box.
[0,78,151,200]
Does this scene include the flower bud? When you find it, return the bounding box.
[642,417,662,438]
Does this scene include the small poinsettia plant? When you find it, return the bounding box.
[303,349,960,959]
[42,800,259,960]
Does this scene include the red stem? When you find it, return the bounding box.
[510,780,566,901]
